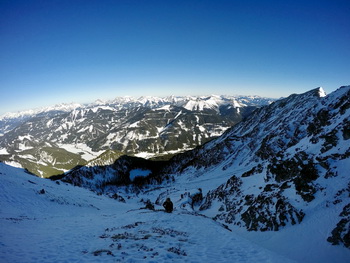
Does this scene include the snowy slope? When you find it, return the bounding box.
[0,162,295,263]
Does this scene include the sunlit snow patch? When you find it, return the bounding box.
[318,87,327,97]
[0,148,9,155]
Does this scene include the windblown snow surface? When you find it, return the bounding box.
[0,162,349,262]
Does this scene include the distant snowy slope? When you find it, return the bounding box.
[0,162,296,263]
[0,103,82,135]
[0,102,82,121]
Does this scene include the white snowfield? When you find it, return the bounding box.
[1,162,349,263]
[0,163,294,263]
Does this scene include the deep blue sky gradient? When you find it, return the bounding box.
[1,0,349,114]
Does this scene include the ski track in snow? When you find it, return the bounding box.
[0,164,297,263]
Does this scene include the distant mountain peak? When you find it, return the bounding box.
[317,87,327,97]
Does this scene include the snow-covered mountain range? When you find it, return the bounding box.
[0,94,274,122]
[1,86,349,262]
[60,86,350,255]
[0,95,274,177]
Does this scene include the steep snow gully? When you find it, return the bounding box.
[1,86,350,262]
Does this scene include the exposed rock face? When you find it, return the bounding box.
[200,176,305,231]
[328,203,350,249]
[267,152,319,202]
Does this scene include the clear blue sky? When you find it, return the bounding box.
[1,0,349,114]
